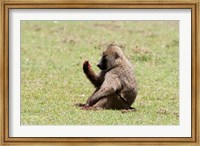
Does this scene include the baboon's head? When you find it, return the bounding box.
[97,44,124,71]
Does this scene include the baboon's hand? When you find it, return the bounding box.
[86,98,95,106]
[83,61,91,72]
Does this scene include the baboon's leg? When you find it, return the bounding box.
[86,74,122,106]
[93,95,130,110]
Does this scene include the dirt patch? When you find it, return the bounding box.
[132,46,151,54]
[93,22,121,31]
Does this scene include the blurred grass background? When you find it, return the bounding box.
[21,21,179,125]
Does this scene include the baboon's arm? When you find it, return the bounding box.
[86,74,122,106]
[83,61,102,87]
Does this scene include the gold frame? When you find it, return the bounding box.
[0,0,199,145]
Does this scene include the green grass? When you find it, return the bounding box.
[21,21,179,125]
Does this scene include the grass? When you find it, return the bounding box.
[21,21,179,125]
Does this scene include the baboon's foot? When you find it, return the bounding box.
[82,106,103,111]
[121,107,137,113]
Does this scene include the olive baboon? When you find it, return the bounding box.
[79,44,137,110]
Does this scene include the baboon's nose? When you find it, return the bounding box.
[97,64,100,68]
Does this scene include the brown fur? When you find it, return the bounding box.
[81,44,137,110]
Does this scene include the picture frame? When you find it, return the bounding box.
[0,0,199,145]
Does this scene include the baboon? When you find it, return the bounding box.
[79,44,137,110]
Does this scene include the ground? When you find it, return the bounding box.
[21,21,179,125]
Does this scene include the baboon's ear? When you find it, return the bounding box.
[114,52,120,59]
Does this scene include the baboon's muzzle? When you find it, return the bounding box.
[97,58,106,70]
[97,62,103,70]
